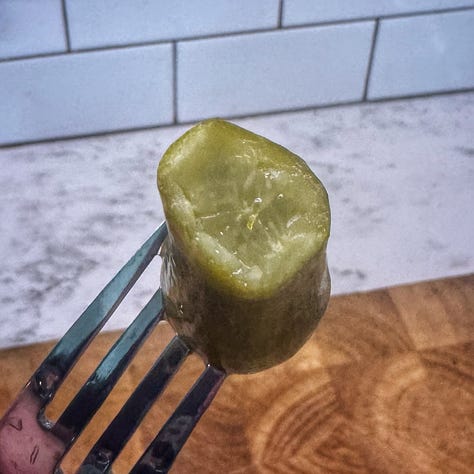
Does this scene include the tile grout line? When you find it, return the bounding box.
[1,88,473,149]
[277,0,284,28]
[172,42,178,124]
[60,0,71,52]
[363,19,380,101]
[1,5,473,64]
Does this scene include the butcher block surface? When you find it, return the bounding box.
[1,274,473,473]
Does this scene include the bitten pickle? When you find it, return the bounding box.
[158,119,330,373]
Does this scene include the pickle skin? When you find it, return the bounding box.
[160,232,330,374]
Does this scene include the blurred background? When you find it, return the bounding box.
[0,1,473,348]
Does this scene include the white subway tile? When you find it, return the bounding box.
[368,10,474,99]
[283,0,474,25]
[0,0,66,59]
[177,24,374,122]
[0,45,173,145]
[66,0,279,50]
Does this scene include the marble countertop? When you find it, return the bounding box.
[1,92,473,349]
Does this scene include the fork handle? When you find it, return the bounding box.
[0,383,65,474]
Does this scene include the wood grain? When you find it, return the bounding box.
[0,274,473,473]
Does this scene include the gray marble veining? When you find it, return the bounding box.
[1,92,473,349]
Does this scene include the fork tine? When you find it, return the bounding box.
[33,223,168,404]
[78,336,190,473]
[130,365,226,474]
[51,289,165,447]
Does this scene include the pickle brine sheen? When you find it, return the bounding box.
[158,119,330,373]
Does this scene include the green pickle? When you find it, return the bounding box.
[158,119,330,373]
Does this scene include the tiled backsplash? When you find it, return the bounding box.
[1,1,473,145]
[176,23,374,121]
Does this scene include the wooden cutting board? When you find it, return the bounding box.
[1,274,473,473]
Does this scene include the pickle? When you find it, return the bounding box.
[158,119,330,373]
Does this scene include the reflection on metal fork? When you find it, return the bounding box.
[79,336,190,473]
[0,223,227,473]
[131,365,226,473]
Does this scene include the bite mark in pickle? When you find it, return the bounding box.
[158,119,330,373]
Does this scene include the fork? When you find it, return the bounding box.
[0,222,226,473]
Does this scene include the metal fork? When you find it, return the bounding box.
[0,222,226,473]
